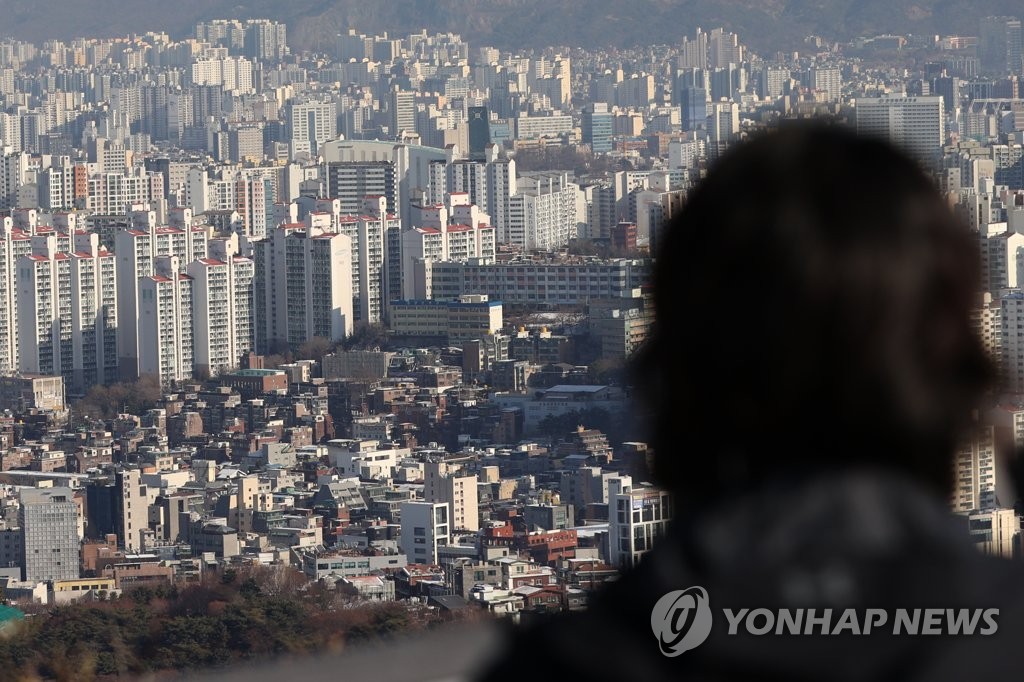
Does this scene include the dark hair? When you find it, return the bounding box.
[634,124,992,505]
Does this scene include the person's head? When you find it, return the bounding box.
[635,123,992,505]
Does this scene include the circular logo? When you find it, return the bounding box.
[651,586,713,657]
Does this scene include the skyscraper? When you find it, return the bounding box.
[467,106,491,159]
[582,103,613,154]
[979,16,1024,75]
[679,87,708,132]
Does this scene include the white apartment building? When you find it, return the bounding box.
[333,197,399,326]
[85,167,164,214]
[138,256,194,386]
[286,101,337,158]
[185,168,271,240]
[810,66,842,101]
[0,218,32,374]
[186,244,254,378]
[985,228,1024,291]
[401,198,496,299]
[507,172,579,250]
[17,232,117,395]
[254,223,353,352]
[115,209,208,379]
[190,56,254,92]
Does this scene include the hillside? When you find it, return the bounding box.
[0,0,1021,52]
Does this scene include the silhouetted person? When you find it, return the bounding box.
[478,124,1024,681]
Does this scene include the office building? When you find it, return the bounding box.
[582,103,613,154]
[468,106,491,159]
[20,487,80,583]
[326,161,398,217]
[427,258,649,306]
[979,16,1023,75]
[679,87,708,132]
[855,95,945,165]
[389,295,503,345]
[607,478,671,570]
[961,508,1019,559]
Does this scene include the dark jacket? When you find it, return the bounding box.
[478,470,1024,681]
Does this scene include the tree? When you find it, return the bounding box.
[297,336,334,363]
[341,322,388,351]
[73,375,164,421]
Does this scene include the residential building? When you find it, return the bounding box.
[17,232,118,395]
[254,223,354,351]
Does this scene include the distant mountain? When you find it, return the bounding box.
[2,0,1022,52]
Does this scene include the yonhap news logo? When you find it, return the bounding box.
[650,586,714,656]
[651,586,1000,657]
